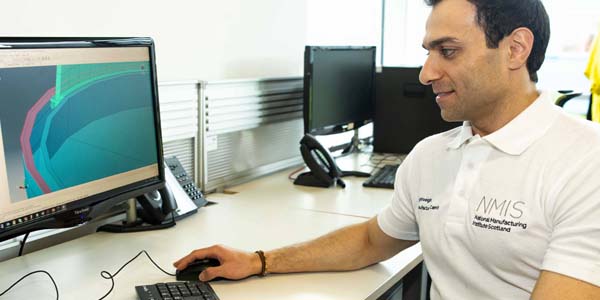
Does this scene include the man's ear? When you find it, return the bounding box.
[507,27,534,71]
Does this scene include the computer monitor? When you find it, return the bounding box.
[303,46,375,136]
[0,37,165,242]
[373,67,461,154]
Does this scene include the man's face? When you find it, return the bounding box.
[419,0,509,122]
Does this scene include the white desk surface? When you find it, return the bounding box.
[0,156,421,300]
[220,152,397,219]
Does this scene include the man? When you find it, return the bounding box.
[174,0,600,298]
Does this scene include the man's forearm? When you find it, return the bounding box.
[265,218,415,274]
[173,217,416,281]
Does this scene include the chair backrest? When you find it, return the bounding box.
[555,91,582,107]
[554,91,593,121]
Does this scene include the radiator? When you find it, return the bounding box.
[200,77,304,192]
[158,81,199,180]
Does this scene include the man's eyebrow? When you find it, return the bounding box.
[422,37,460,50]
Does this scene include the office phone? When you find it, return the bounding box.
[294,134,369,188]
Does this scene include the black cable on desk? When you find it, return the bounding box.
[98,250,176,300]
[0,270,59,300]
[18,232,30,256]
[1,249,176,300]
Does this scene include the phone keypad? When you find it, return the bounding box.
[165,157,207,206]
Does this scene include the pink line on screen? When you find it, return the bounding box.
[19,87,56,194]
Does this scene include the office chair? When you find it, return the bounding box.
[554,90,593,121]
[555,90,583,107]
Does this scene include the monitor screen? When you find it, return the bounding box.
[303,46,375,135]
[0,37,164,241]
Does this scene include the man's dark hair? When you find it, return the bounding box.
[424,0,550,82]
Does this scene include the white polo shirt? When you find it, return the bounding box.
[378,91,600,300]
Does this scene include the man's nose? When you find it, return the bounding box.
[419,55,441,85]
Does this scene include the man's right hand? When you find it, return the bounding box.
[173,217,414,281]
[173,245,262,281]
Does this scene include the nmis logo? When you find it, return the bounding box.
[476,196,524,219]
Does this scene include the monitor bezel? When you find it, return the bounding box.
[0,37,166,242]
[303,45,376,136]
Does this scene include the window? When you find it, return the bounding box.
[382,0,429,67]
[537,0,600,92]
[380,0,600,92]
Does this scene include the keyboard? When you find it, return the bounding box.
[362,164,399,189]
[136,281,219,300]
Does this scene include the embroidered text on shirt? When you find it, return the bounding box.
[418,197,439,211]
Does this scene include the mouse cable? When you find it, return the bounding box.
[18,232,30,256]
[98,249,176,300]
[0,250,174,300]
[0,270,59,299]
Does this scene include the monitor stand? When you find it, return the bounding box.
[341,129,360,154]
[339,129,375,155]
[328,129,372,155]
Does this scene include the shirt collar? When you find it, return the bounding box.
[447,91,560,155]
[447,121,474,149]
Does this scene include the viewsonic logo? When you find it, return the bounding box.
[73,207,90,215]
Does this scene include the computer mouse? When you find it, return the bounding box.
[176,258,221,281]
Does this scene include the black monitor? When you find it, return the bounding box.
[303,46,375,136]
[373,67,461,154]
[0,37,165,242]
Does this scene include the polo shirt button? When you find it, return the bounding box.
[467,162,474,169]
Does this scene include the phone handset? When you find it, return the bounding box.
[136,185,177,225]
[294,134,368,188]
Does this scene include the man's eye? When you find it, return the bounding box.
[441,48,456,57]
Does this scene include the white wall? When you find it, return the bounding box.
[0,0,306,81]
[306,0,382,64]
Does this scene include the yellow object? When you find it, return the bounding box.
[585,33,600,122]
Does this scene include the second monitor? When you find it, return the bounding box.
[303,46,375,137]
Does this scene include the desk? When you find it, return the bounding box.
[0,158,422,300]
[220,153,395,219]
